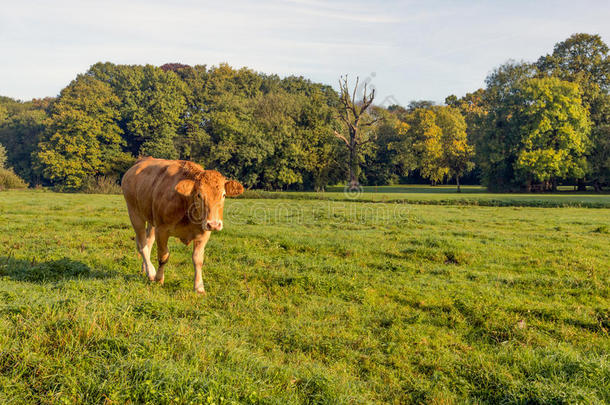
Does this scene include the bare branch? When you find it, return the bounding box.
[352,76,359,109]
[333,130,351,149]
[337,108,356,135]
[360,117,378,128]
[361,87,375,112]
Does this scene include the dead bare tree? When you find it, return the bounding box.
[334,75,376,189]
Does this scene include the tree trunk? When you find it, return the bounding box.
[577,178,587,191]
[348,147,358,189]
[456,175,461,193]
[348,128,359,189]
[544,180,551,192]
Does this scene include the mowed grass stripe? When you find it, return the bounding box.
[239,184,610,208]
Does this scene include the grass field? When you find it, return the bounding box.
[0,189,609,403]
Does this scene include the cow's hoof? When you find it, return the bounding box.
[155,274,165,284]
[195,286,206,295]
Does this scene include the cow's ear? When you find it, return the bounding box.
[225,180,244,197]
[175,179,195,196]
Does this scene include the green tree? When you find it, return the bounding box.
[537,33,610,190]
[407,100,436,111]
[0,98,50,184]
[445,89,487,174]
[405,108,447,184]
[434,106,474,191]
[174,65,212,162]
[139,125,180,159]
[363,107,411,185]
[295,88,343,190]
[537,33,609,100]
[1,61,346,191]
[0,104,7,124]
[88,63,188,158]
[513,77,591,189]
[166,63,342,190]
[206,93,272,188]
[175,64,270,188]
[587,94,610,190]
[254,89,314,189]
[36,75,126,190]
[477,61,538,190]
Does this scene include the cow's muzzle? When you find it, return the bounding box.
[206,220,223,231]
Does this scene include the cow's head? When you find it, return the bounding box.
[176,170,244,231]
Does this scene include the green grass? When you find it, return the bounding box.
[244,184,610,208]
[0,189,609,404]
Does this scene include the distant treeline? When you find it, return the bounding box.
[0,33,608,192]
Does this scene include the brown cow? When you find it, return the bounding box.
[121,157,244,294]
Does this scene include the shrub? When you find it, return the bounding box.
[81,176,122,194]
[0,167,28,190]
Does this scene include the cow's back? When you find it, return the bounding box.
[121,157,195,225]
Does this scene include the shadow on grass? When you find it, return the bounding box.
[0,256,116,283]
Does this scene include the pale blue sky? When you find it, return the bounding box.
[1,0,609,105]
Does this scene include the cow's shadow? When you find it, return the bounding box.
[0,256,115,283]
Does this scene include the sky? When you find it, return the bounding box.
[1,0,609,105]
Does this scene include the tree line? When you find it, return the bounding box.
[0,33,608,192]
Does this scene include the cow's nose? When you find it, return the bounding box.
[207,220,223,231]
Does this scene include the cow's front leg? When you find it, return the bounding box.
[192,231,211,295]
[155,227,170,284]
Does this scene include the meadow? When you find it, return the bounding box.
[0,189,609,404]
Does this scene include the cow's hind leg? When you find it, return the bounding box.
[138,224,155,276]
[127,206,156,281]
[146,222,155,265]
[155,227,170,284]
